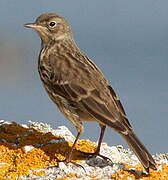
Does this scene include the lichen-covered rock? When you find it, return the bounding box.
[0,120,167,179]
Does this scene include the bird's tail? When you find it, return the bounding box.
[120,132,156,173]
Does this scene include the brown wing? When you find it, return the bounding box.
[46,51,132,133]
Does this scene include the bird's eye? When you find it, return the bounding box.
[49,21,56,27]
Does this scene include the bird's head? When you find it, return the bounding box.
[24,13,73,44]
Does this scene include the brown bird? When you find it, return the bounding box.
[24,13,156,173]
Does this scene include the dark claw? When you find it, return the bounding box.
[78,150,112,162]
[48,156,86,172]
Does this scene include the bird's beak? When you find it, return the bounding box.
[24,23,46,35]
[24,23,49,43]
[24,23,41,30]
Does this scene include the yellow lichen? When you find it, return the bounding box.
[111,163,168,180]
[66,172,76,178]
[32,169,45,176]
[0,122,96,179]
[0,122,167,179]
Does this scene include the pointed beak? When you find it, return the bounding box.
[24,23,37,29]
[24,23,46,34]
[24,22,49,43]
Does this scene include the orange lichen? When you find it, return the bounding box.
[111,163,168,180]
[0,122,167,179]
[0,122,61,148]
[75,139,96,153]
[0,122,96,179]
[66,172,76,178]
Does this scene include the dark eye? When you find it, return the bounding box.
[49,21,56,27]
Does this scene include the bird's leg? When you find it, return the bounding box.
[63,131,87,169]
[94,124,106,155]
[54,131,85,169]
[79,125,111,161]
[65,131,81,163]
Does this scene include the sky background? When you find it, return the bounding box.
[0,0,168,154]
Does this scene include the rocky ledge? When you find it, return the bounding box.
[0,120,167,179]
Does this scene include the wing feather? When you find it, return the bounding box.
[47,51,132,132]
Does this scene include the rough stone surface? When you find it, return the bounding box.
[0,120,167,179]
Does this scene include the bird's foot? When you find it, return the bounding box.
[79,150,111,162]
[53,156,86,171]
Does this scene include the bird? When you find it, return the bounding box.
[24,13,156,173]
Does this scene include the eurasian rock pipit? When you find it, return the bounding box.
[25,13,156,173]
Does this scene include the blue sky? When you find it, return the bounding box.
[0,0,168,154]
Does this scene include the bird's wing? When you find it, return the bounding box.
[47,53,132,133]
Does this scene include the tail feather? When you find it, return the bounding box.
[120,132,156,173]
